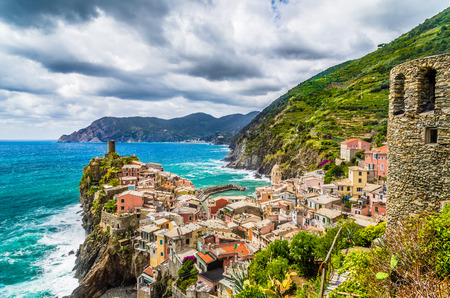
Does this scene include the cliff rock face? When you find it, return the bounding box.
[72,156,148,297]
[72,233,149,298]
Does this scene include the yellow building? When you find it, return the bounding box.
[335,166,368,198]
[150,229,169,267]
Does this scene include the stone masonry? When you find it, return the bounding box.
[387,53,450,224]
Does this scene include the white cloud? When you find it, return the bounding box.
[0,0,447,139]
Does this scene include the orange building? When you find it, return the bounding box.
[116,190,144,213]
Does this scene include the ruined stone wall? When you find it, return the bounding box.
[387,53,450,224]
[100,210,139,234]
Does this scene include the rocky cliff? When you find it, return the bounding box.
[58,111,258,144]
[226,8,450,177]
[72,154,148,298]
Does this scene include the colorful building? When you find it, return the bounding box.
[340,139,371,162]
[364,145,388,180]
[116,190,144,213]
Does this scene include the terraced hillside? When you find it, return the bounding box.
[227,8,450,177]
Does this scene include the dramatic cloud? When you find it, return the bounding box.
[0,0,447,139]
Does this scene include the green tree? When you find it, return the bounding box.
[177,259,198,292]
[267,257,290,282]
[289,231,319,277]
[104,199,117,213]
[109,178,120,187]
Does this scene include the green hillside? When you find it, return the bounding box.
[228,8,450,177]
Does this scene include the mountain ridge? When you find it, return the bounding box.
[58,111,259,144]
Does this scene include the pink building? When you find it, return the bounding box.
[116,190,144,213]
[340,139,371,162]
[122,164,142,178]
[364,146,388,180]
[299,176,324,194]
[363,183,387,216]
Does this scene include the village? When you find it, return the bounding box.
[91,138,388,298]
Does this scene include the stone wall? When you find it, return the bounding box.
[100,210,139,234]
[387,53,450,224]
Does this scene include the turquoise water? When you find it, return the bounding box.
[0,141,268,297]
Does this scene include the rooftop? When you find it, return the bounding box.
[226,201,259,210]
[212,242,252,258]
[196,251,215,264]
[198,268,224,283]
[198,220,229,230]
[165,223,203,238]
[117,190,145,197]
[363,183,383,193]
[309,194,341,205]
[316,208,342,219]
[348,166,367,171]
[141,225,160,233]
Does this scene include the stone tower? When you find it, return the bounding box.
[387,54,450,224]
[107,140,116,154]
[271,164,282,185]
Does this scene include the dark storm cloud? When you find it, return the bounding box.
[0,0,99,28]
[0,0,169,43]
[184,56,263,81]
[274,43,330,60]
[96,81,179,101]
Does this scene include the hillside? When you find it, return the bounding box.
[226,8,450,177]
[58,111,258,144]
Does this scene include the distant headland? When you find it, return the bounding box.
[58,112,258,145]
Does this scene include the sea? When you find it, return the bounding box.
[0,141,269,297]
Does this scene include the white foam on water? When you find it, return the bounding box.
[0,204,86,297]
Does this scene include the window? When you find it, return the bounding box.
[121,206,124,210]
[160,252,163,256]
[121,199,124,203]
[189,216,192,221]
[359,172,362,176]
[380,164,384,171]
[358,179,362,183]
[160,239,163,245]
[366,155,369,159]
[418,68,436,113]
[373,194,376,198]
[375,207,379,213]
[322,218,325,223]
[186,238,190,245]
[425,127,438,144]
[319,204,322,209]
[357,187,363,192]
[347,187,350,191]
[393,73,405,115]
[380,195,383,200]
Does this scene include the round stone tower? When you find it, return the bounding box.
[107,140,116,154]
[387,53,450,224]
[271,164,282,185]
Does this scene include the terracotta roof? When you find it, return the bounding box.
[143,266,153,277]
[341,138,361,143]
[213,242,252,257]
[196,251,214,264]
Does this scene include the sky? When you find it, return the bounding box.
[0,1,448,139]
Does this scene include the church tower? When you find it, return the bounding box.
[271,164,282,185]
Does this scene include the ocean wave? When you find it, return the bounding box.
[0,204,85,297]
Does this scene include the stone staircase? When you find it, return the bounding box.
[324,270,349,296]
